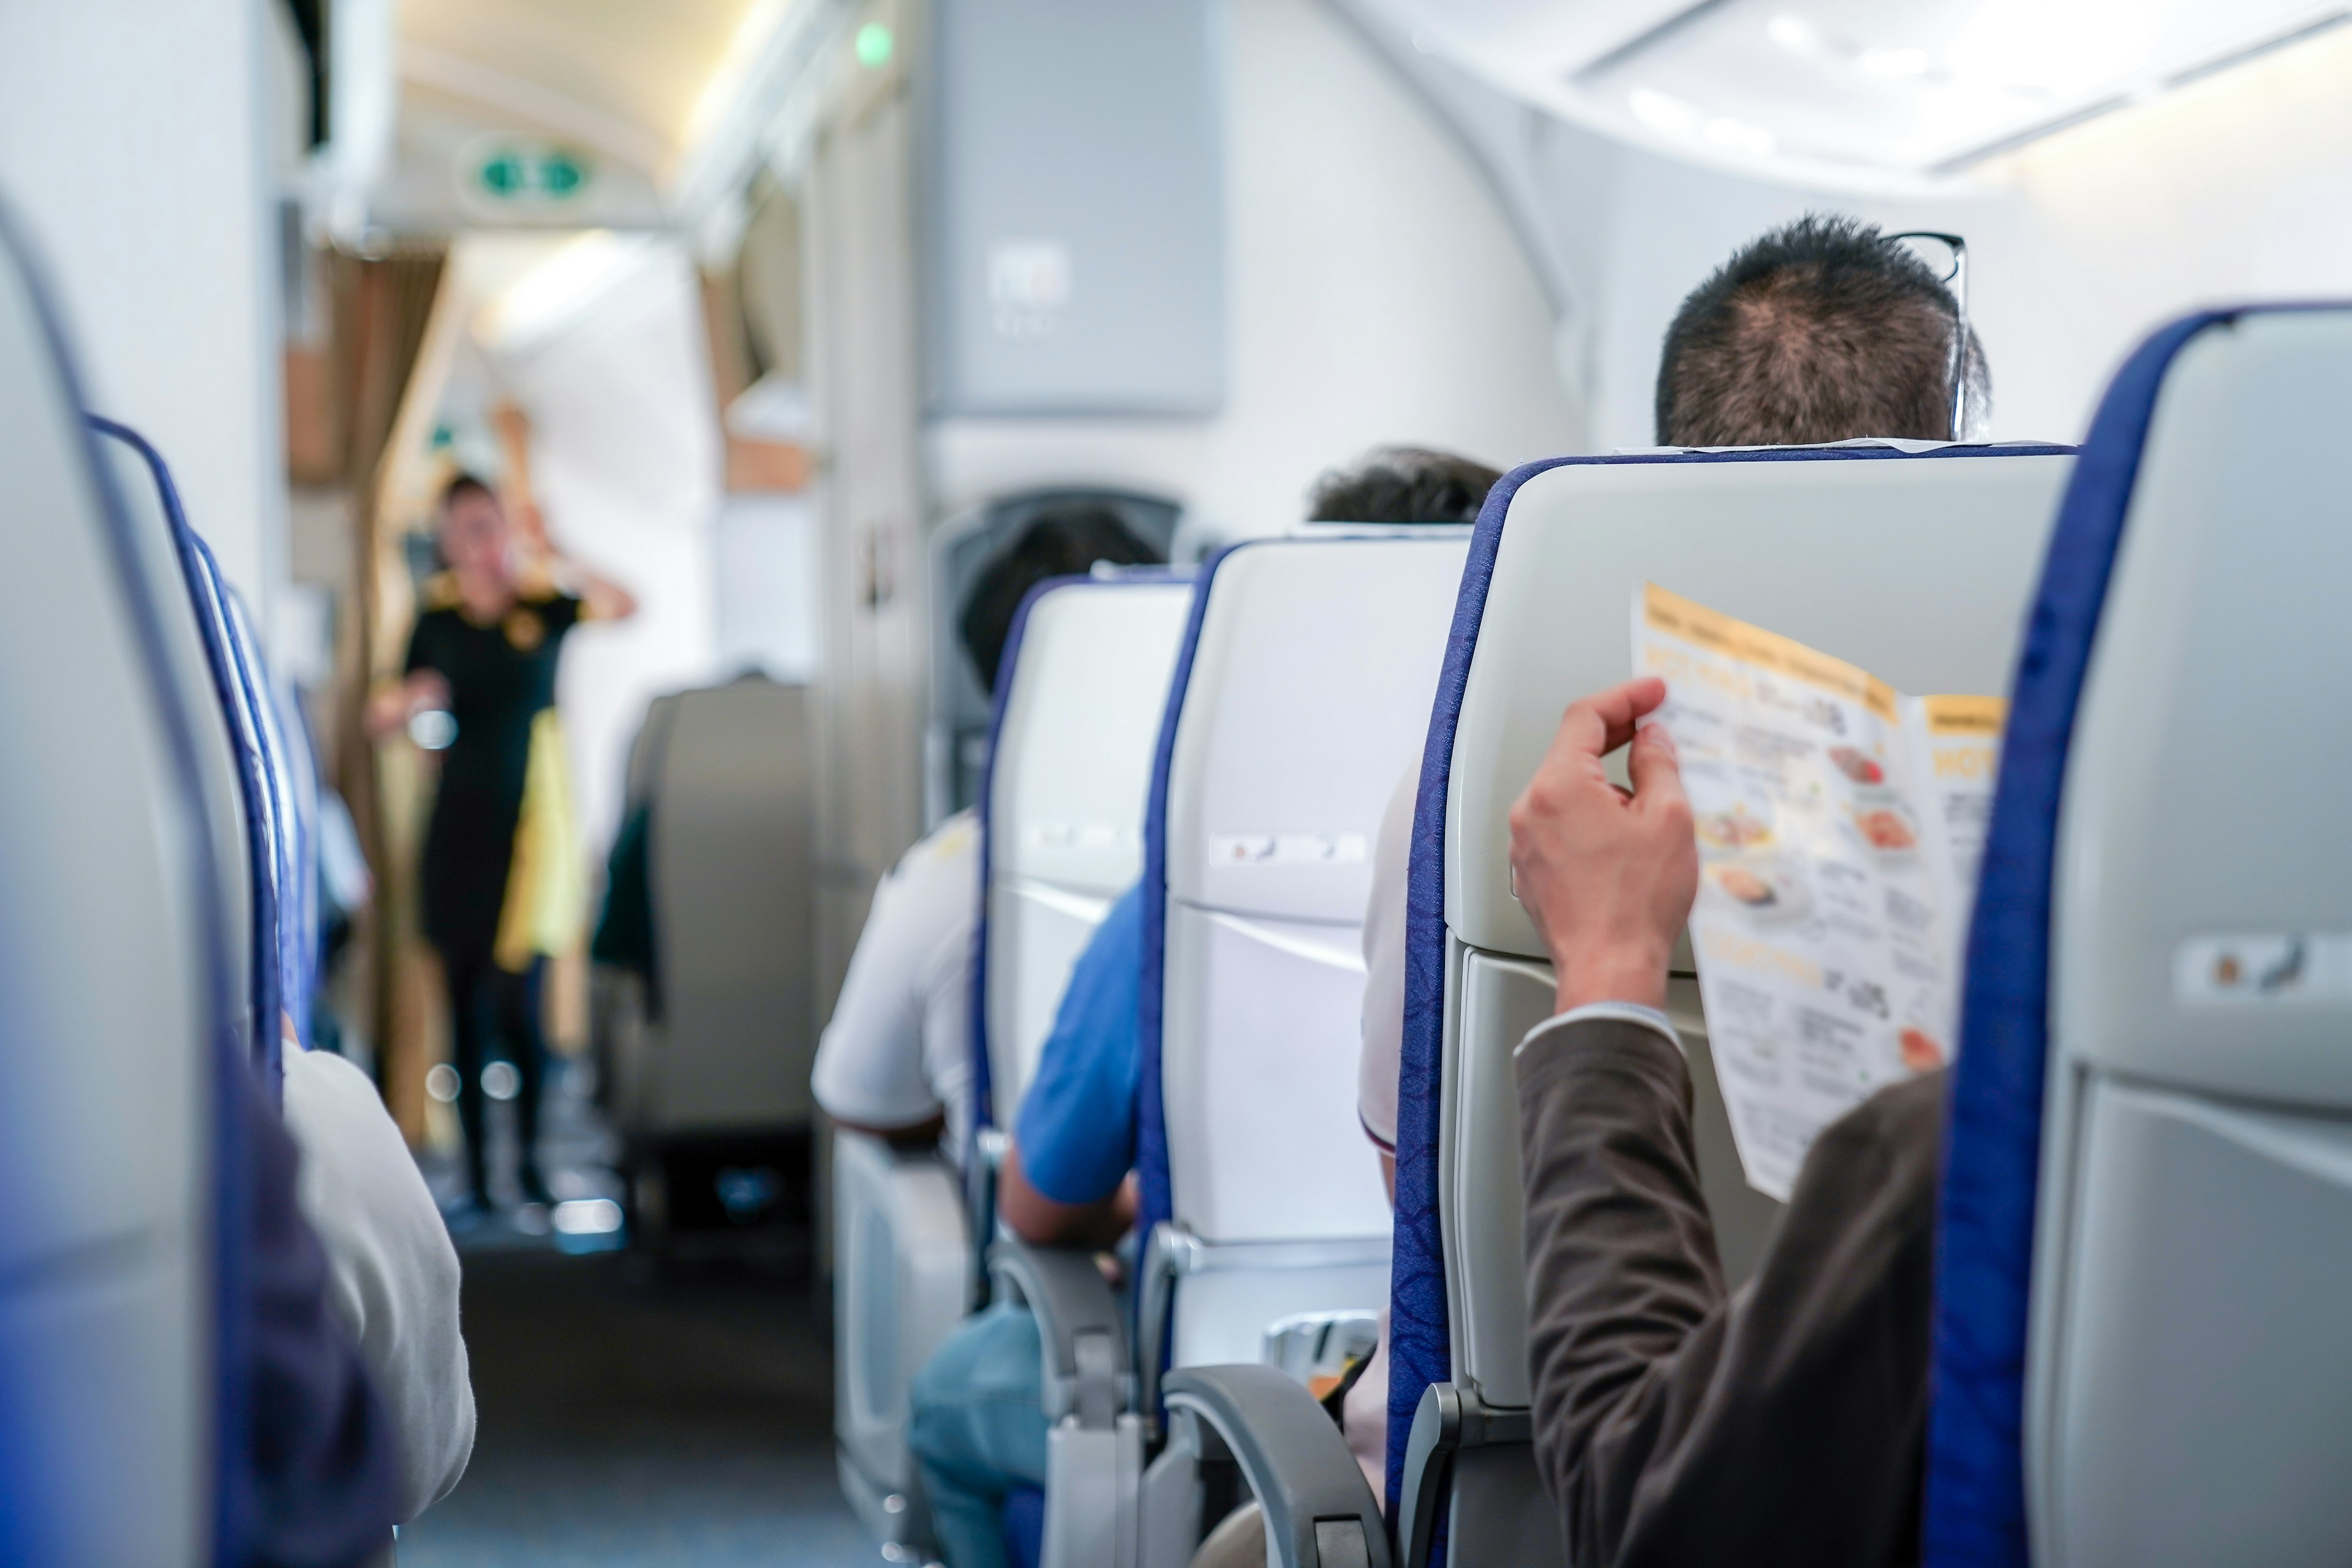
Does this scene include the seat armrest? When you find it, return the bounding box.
[1162,1364,1390,1568]
[1395,1382,1532,1568]
[989,1237,1133,1428]
[967,1127,1007,1310]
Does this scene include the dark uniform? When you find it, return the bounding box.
[404,573,587,1205]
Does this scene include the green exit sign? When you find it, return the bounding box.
[471,141,593,205]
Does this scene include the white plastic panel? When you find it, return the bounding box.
[832,1131,972,1538]
[0,241,205,1561]
[1169,1257,1393,1371]
[987,581,1191,1118]
[2044,1081,2352,1568]
[1163,905,1389,1243]
[1442,956,1749,1405]
[1166,537,1468,924]
[1448,451,2071,961]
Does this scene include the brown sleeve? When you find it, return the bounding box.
[1516,1019,1945,1568]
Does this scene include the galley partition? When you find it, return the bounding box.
[1390,442,2076,1568]
[1932,306,2352,1568]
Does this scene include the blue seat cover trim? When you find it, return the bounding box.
[1922,318,2239,1567]
[1384,442,2078,1554]
[217,579,301,1082]
[968,568,1191,1135]
[2,203,247,1562]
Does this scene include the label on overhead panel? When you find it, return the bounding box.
[1208,832,1368,867]
[2174,933,2352,1005]
[1025,821,1135,853]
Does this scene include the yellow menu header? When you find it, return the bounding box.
[1921,693,2007,737]
[1642,582,1899,724]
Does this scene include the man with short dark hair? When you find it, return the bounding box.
[1308,447,1502,525]
[1656,214,1989,448]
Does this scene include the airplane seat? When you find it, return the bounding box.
[834,570,1190,1559]
[88,418,259,1072]
[606,675,819,1241]
[833,1125,976,1555]
[1141,533,1468,1378]
[595,690,682,1121]
[0,208,238,1563]
[1929,306,2352,1568]
[976,571,1194,1192]
[1018,532,1463,1568]
[175,526,293,1081]
[208,543,314,1066]
[1373,441,2078,1568]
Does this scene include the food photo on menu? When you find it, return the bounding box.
[1632,582,2002,1200]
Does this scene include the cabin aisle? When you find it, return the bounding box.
[396,1246,866,1567]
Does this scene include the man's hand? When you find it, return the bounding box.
[1508,676,1698,1015]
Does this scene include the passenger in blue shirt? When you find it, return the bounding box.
[907,885,1146,1568]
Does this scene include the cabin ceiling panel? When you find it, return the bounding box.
[1362,0,2352,190]
[399,0,773,174]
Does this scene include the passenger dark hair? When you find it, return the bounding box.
[442,472,497,511]
[1655,214,1989,448]
[1306,447,1504,524]
[958,506,1160,690]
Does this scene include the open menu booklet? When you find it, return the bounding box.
[1632,583,2003,1200]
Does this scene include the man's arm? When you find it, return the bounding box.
[1000,1152,1137,1249]
[1506,679,1941,1567]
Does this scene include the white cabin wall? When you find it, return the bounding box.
[488,241,723,861]
[925,0,1585,535]
[0,0,287,617]
[1550,25,2352,450]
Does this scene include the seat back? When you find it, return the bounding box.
[0,209,227,1565]
[1394,444,2077,1556]
[633,676,820,1133]
[1143,532,1467,1369]
[832,1129,973,1551]
[977,572,1193,1125]
[90,420,257,1072]
[1928,307,2352,1568]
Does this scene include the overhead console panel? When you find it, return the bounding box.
[1356,0,2351,189]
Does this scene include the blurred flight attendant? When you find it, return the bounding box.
[371,473,636,1215]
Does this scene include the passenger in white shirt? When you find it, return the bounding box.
[811,505,1161,1168]
[279,1027,476,1522]
[813,812,983,1163]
